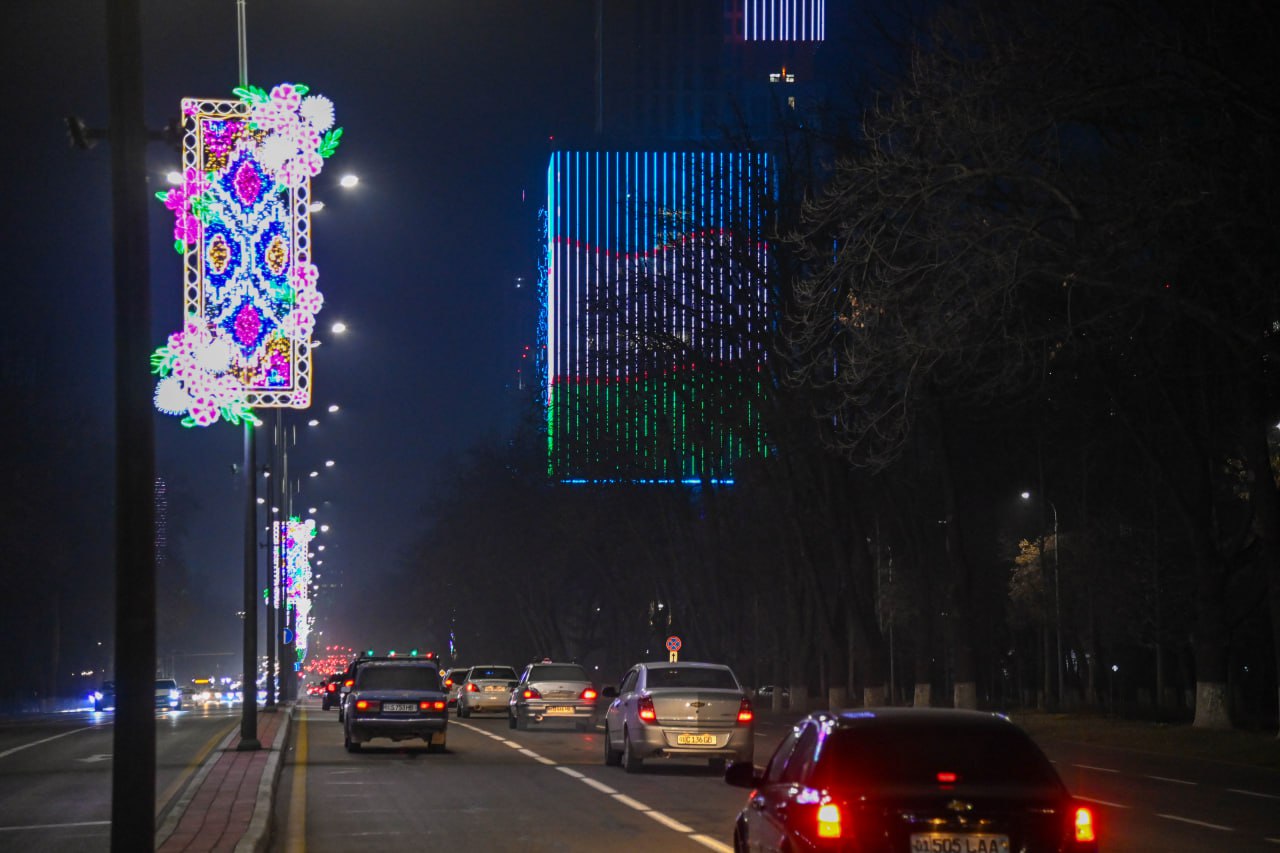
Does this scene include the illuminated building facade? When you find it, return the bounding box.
[541,1,825,482]
[545,150,773,483]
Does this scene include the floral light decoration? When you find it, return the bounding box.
[284,517,316,663]
[151,82,343,428]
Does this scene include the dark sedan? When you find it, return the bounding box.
[726,708,1098,853]
[343,660,448,753]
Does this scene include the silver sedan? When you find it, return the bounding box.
[456,665,518,717]
[602,661,755,773]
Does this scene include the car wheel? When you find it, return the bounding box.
[603,723,622,766]
[516,709,530,730]
[344,731,361,753]
[508,710,518,729]
[733,824,748,853]
[708,757,727,774]
[622,728,643,773]
[460,704,471,718]
[427,739,445,754]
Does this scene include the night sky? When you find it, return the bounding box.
[1,1,601,692]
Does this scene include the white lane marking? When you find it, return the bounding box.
[1076,796,1130,809]
[579,777,617,795]
[690,834,734,853]
[645,810,694,833]
[1156,814,1234,832]
[1229,788,1280,800]
[76,754,112,763]
[461,719,723,848]
[612,793,650,811]
[0,821,110,832]
[1072,764,1119,773]
[1264,837,1280,844]
[0,726,98,760]
[1146,775,1196,786]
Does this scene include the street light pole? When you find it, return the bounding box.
[1050,501,1064,709]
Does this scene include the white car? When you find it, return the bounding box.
[602,661,754,773]
[456,665,518,717]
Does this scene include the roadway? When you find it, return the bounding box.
[0,703,244,852]
[273,700,1280,851]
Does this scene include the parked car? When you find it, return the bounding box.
[343,659,448,753]
[602,661,753,773]
[508,661,598,731]
[457,665,518,717]
[442,667,469,709]
[755,685,791,706]
[726,708,1098,853]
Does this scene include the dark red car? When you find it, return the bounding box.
[726,708,1098,852]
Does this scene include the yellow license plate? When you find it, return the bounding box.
[676,733,717,745]
[910,834,1010,853]
[546,706,574,714]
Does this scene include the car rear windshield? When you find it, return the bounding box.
[815,724,1061,789]
[155,680,177,690]
[530,665,588,682]
[645,665,739,690]
[469,667,517,680]
[357,666,441,691]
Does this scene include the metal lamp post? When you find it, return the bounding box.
[1049,501,1063,709]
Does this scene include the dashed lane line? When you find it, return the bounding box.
[1155,814,1234,832]
[0,726,98,760]
[1145,774,1195,785]
[0,821,111,832]
[1076,796,1130,809]
[1071,764,1119,773]
[1229,788,1280,800]
[457,722,728,850]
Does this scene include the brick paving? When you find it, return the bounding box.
[156,707,291,853]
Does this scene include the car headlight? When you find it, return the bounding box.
[93,691,103,700]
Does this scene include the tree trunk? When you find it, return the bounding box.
[1240,378,1280,737]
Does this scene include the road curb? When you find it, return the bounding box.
[154,720,241,846]
[236,704,294,853]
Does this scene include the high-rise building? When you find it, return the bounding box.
[542,0,825,483]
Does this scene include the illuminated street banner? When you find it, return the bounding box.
[744,0,825,41]
[152,83,342,427]
[283,517,316,662]
[545,150,773,483]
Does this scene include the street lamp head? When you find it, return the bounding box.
[327,404,340,413]
[308,419,319,427]
[332,321,347,334]
[1020,491,1031,500]
[339,174,359,188]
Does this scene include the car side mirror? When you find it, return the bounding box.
[601,686,618,699]
[724,761,760,787]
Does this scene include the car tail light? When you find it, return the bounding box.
[637,695,657,723]
[420,700,446,711]
[523,687,543,700]
[326,683,337,693]
[355,699,380,712]
[816,803,842,838]
[1074,806,1095,843]
[936,771,958,784]
[444,678,454,688]
[580,688,598,700]
[466,682,479,693]
[343,679,353,688]
[736,697,754,724]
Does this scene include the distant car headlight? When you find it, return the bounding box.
[93,691,103,700]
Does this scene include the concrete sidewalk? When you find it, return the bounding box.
[155,705,294,852]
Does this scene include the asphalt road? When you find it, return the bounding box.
[0,704,244,852]
[276,700,1280,852]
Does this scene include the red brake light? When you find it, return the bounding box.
[444,679,454,688]
[355,699,379,712]
[326,683,336,693]
[343,679,353,688]
[523,687,542,700]
[581,688,598,701]
[420,700,446,711]
[816,803,842,838]
[936,771,958,784]
[737,697,754,724]
[1074,806,1095,843]
[637,695,657,723]
[466,682,479,692]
